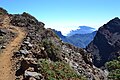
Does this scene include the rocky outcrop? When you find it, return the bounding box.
[10,12,45,28]
[86,17,120,67]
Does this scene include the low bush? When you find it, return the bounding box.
[37,59,86,80]
[106,57,120,80]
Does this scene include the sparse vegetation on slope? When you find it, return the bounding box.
[37,59,86,80]
[42,39,60,61]
[106,57,120,80]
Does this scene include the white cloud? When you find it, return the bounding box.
[59,26,79,36]
[45,24,79,36]
[43,20,105,36]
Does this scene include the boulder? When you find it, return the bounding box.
[24,71,43,80]
[20,58,37,71]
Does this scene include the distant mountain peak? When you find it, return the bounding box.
[113,17,119,20]
[101,17,120,33]
[108,17,120,23]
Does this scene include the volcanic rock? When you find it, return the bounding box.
[86,17,120,67]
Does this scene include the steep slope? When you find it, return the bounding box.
[86,17,120,67]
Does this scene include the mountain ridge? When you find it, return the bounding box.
[86,17,120,67]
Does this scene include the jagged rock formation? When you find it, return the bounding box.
[86,17,120,67]
[0,8,107,80]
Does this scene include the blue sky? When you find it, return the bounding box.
[0,0,120,35]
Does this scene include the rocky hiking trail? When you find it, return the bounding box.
[0,16,26,80]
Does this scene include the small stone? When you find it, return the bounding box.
[28,43,33,48]
[1,46,6,49]
[41,47,45,50]
[24,41,30,45]
[20,49,29,55]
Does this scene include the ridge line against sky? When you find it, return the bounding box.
[0,0,120,35]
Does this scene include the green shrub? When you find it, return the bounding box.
[37,59,86,80]
[108,69,120,80]
[42,39,60,61]
[106,60,120,71]
[106,57,120,80]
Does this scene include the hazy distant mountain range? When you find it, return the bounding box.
[67,31,97,48]
[53,26,97,48]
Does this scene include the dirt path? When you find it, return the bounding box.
[0,16,26,80]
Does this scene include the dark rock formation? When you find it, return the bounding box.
[86,17,120,67]
[10,12,45,28]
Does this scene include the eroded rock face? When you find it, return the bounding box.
[86,17,120,67]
